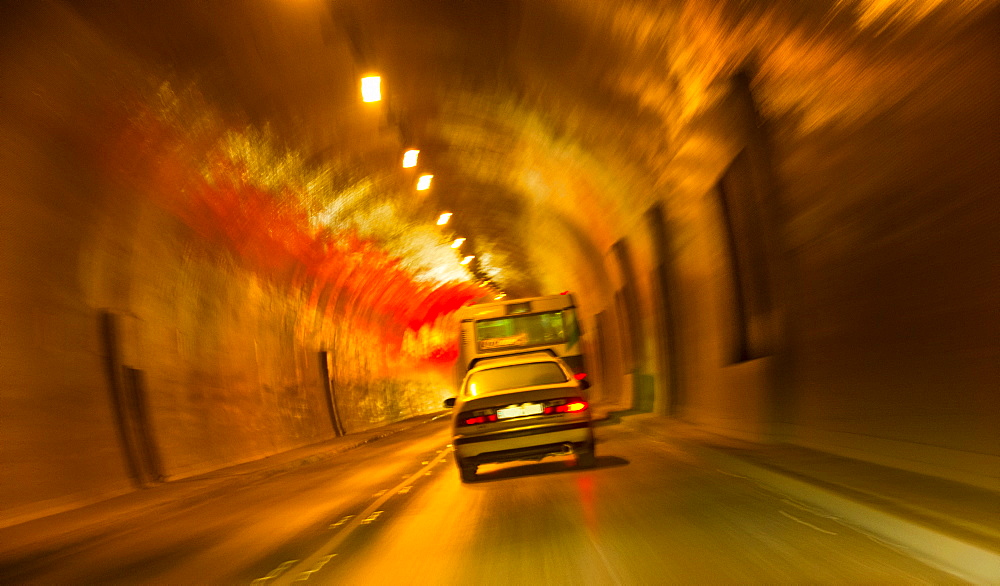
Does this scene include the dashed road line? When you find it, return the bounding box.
[780,498,841,520]
[291,554,336,582]
[251,559,298,584]
[265,445,452,585]
[779,510,838,535]
[360,511,383,525]
[328,515,354,529]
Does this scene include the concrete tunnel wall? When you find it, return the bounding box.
[2,0,998,527]
[503,1,999,491]
[0,2,488,526]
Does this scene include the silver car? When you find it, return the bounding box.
[444,352,595,482]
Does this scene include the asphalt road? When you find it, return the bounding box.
[3,416,960,584]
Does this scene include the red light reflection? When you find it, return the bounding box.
[99,93,480,367]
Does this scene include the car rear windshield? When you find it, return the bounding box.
[465,362,568,396]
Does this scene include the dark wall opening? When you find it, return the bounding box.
[645,203,683,415]
[715,149,773,363]
[100,311,162,487]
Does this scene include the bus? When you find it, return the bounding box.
[455,293,587,389]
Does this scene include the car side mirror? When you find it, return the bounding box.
[578,379,591,391]
[444,397,457,408]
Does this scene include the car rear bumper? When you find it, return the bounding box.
[454,421,593,463]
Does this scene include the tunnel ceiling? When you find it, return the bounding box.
[58,0,997,301]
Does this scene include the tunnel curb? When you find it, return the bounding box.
[0,412,448,574]
[621,418,1000,583]
[687,443,1000,583]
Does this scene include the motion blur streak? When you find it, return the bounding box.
[0,0,997,582]
[99,84,481,366]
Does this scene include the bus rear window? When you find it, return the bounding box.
[476,311,566,351]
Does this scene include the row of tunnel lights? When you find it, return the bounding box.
[362,75,506,301]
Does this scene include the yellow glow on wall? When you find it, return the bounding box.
[451,237,466,249]
[416,174,434,191]
[460,255,474,265]
[361,76,382,102]
[437,212,452,225]
[402,149,419,168]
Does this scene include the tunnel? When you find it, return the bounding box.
[1,0,998,582]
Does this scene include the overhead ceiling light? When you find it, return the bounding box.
[402,149,419,168]
[436,212,452,225]
[460,255,474,265]
[361,76,381,102]
[451,237,466,249]
[416,174,433,191]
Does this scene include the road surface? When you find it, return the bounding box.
[2,415,959,584]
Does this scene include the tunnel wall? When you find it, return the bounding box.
[509,3,1000,490]
[613,27,1000,489]
[0,3,456,527]
[511,0,997,490]
[767,35,1000,489]
[3,0,998,527]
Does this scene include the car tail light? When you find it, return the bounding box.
[573,372,588,380]
[543,398,589,415]
[458,409,498,426]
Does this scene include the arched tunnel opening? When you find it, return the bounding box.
[1,0,998,582]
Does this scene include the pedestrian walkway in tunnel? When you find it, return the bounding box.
[621,413,1000,583]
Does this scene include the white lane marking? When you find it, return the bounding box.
[270,445,453,585]
[779,510,838,535]
[372,489,387,498]
[328,515,354,529]
[584,529,625,585]
[252,559,299,584]
[780,498,841,520]
[292,554,336,582]
[360,511,383,525]
[716,469,749,479]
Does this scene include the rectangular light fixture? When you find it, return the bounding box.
[437,212,452,225]
[402,149,419,168]
[451,237,466,249]
[361,76,381,102]
[416,174,433,191]
[460,255,474,265]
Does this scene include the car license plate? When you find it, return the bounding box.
[496,403,543,419]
